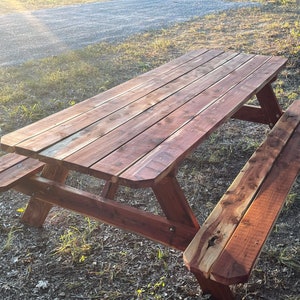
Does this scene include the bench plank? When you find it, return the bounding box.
[210,121,300,284]
[0,153,44,192]
[183,101,300,281]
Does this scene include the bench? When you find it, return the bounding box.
[0,153,44,192]
[183,100,300,300]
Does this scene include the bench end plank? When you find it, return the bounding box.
[0,153,44,192]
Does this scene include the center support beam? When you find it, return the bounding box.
[16,176,198,251]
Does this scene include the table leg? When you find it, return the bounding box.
[194,273,234,300]
[101,181,119,199]
[152,173,199,229]
[21,164,68,227]
[256,82,283,127]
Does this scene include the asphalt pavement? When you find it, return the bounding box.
[0,0,257,66]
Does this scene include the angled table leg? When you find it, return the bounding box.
[152,173,199,230]
[152,173,234,298]
[101,181,119,199]
[21,164,68,227]
[256,82,283,127]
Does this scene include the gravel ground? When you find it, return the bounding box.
[0,0,258,66]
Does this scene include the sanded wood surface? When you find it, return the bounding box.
[0,49,287,187]
[183,101,300,284]
[210,114,300,284]
[0,153,44,191]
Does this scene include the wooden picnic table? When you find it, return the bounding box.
[1,49,292,299]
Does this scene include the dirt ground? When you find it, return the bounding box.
[0,118,299,300]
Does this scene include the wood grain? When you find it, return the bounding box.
[183,101,300,281]
[210,114,300,284]
[0,153,44,191]
[17,176,198,251]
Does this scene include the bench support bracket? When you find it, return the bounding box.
[21,164,69,227]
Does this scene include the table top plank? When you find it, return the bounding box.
[118,56,287,185]
[3,49,225,154]
[90,54,270,181]
[59,52,251,168]
[1,48,211,150]
[0,49,287,187]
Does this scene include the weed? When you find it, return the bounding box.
[2,226,21,252]
[136,276,166,299]
[53,217,98,263]
[278,246,300,272]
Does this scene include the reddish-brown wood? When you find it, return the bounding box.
[194,272,234,300]
[1,51,287,190]
[183,101,300,287]
[0,153,44,191]
[231,104,269,124]
[90,54,268,181]
[1,49,211,152]
[118,57,288,185]
[210,117,300,285]
[59,51,242,167]
[101,181,119,199]
[152,173,200,228]
[17,176,197,251]
[21,164,69,227]
[256,82,283,127]
[0,49,291,300]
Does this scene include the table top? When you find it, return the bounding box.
[1,49,287,187]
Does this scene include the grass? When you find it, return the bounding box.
[0,0,299,136]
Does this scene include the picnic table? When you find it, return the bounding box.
[1,49,299,299]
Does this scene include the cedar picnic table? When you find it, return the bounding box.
[1,49,299,300]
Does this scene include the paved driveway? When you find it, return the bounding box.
[0,0,256,66]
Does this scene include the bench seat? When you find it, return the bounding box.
[183,100,300,298]
[0,153,44,192]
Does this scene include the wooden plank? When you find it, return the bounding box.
[21,164,69,227]
[194,273,234,300]
[58,52,245,168]
[256,82,283,127]
[90,54,269,182]
[16,176,198,251]
[152,173,200,228]
[6,50,225,155]
[0,153,28,172]
[66,52,255,170]
[0,49,212,150]
[183,101,300,278]
[0,154,44,191]
[118,55,288,185]
[37,51,235,162]
[231,104,269,124]
[210,119,300,285]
